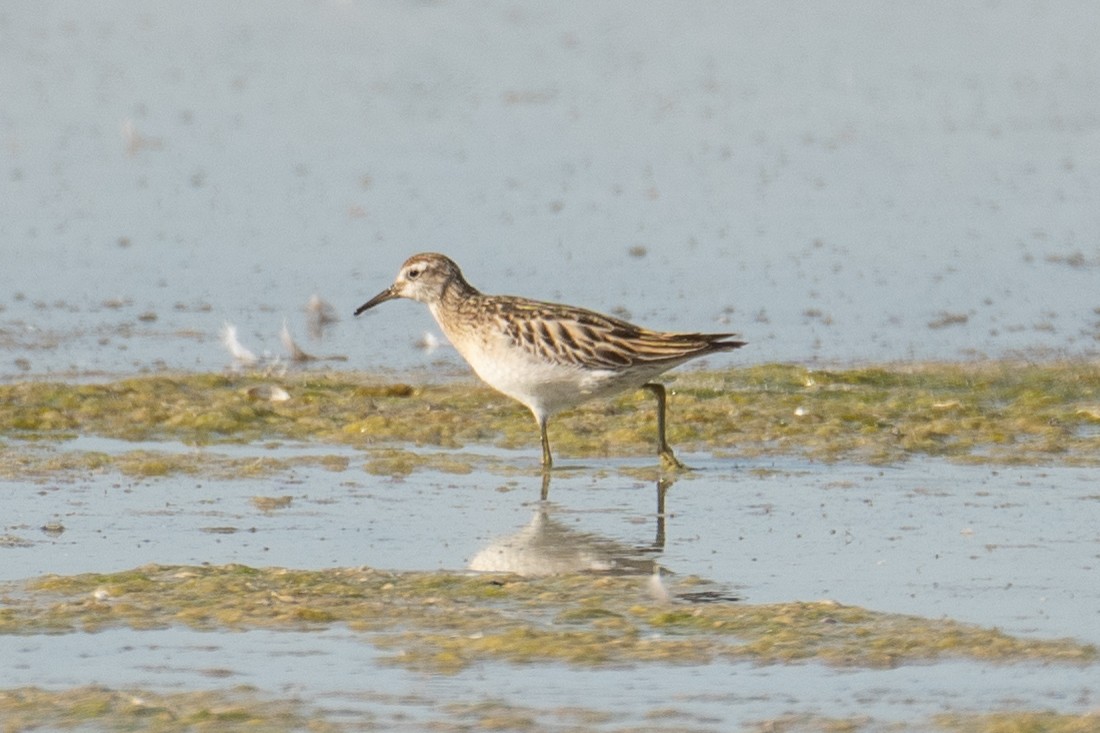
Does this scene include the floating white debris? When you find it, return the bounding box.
[247,385,291,402]
[281,320,348,363]
[280,320,317,362]
[220,322,258,367]
[121,118,163,156]
[306,294,338,324]
[306,294,338,339]
[415,332,441,351]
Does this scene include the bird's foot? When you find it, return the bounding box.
[659,447,689,471]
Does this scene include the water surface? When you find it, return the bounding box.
[2,1,1099,378]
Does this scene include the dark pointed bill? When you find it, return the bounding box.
[354,286,398,316]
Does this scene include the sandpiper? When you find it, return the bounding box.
[355,253,745,469]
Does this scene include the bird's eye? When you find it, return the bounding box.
[407,268,421,280]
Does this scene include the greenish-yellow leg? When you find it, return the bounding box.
[643,382,687,470]
[538,415,553,469]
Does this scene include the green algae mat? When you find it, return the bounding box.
[2,685,1097,733]
[0,686,345,733]
[2,362,1099,472]
[2,563,1093,671]
[3,362,1099,731]
[0,564,1096,732]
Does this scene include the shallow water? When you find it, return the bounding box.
[2,1,1099,379]
[4,444,1098,645]
[1,628,1096,730]
[2,441,1099,727]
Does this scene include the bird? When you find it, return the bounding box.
[354,253,745,469]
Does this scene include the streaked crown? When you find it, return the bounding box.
[355,252,476,316]
[390,253,469,304]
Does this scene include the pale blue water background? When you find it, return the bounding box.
[2,2,1099,729]
[2,0,1099,378]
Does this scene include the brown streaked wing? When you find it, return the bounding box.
[494,296,741,370]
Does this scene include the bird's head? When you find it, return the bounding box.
[354,252,466,315]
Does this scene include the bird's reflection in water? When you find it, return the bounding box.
[468,474,672,577]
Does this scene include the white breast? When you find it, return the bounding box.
[430,304,667,418]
